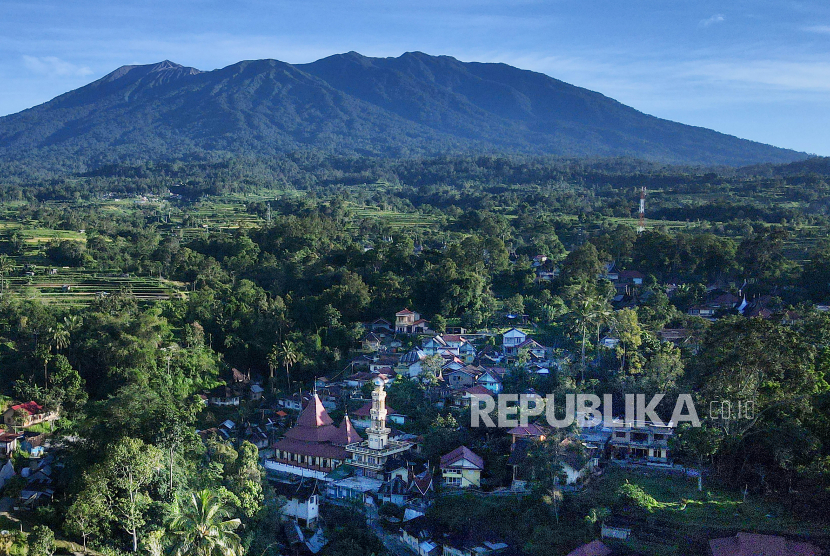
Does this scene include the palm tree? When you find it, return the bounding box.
[63,314,83,334]
[169,490,242,556]
[266,345,279,380]
[50,324,70,353]
[274,340,300,389]
[567,291,597,382]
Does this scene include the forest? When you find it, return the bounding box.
[0,154,828,555]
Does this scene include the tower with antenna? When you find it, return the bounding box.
[638,186,647,232]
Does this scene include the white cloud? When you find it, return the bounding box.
[22,55,93,77]
[804,25,830,34]
[679,58,830,92]
[699,14,725,27]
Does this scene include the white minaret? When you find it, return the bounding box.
[367,378,391,450]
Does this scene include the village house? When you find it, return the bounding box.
[444,366,483,390]
[452,385,492,408]
[3,402,57,428]
[208,385,240,407]
[617,270,645,286]
[507,423,547,448]
[396,309,431,335]
[512,338,547,360]
[475,368,503,394]
[366,352,400,372]
[398,347,428,377]
[688,305,717,318]
[361,332,384,352]
[378,475,410,506]
[440,446,483,488]
[501,328,527,356]
[608,419,674,462]
[422,335,477,363]
[272,479,320,529]
[277,392,312,411]
[366,318,394,334]
[249,383,264,401]
[0,431,22,455]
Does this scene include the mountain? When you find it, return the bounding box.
[0,53,808,171]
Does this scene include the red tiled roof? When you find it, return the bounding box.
[709,532,820,556]
[283,394,339,443]
[461,385,491,396]
[440,446,484,470]
[331,415,363,446]
[297,394,333,427]
[396,308,415,315]
[566,540,613,556]
[507,423,547,437]
[9,402,43,416]
[440,335,467,343]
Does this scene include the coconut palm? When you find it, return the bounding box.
[169,489,242,556]
[50,324,70,353]
[274,340,300,389]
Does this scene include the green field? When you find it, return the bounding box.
[575,466,827,555]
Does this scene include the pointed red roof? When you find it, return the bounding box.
[332,415,363,446]
[283,393,338,443]
[297,393,333,427]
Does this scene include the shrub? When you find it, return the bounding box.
[27,525,55,556]
[616,481,660,513]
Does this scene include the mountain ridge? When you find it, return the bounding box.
[0,51,808,171]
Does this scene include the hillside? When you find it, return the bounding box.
[0,53,809,172]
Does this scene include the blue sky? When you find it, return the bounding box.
[2,0,830,155]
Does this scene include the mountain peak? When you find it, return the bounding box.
[101,60,200,83]
[0,51,809,168]
[151,60,183,71]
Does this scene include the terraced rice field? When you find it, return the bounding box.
[1,269,185,306]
